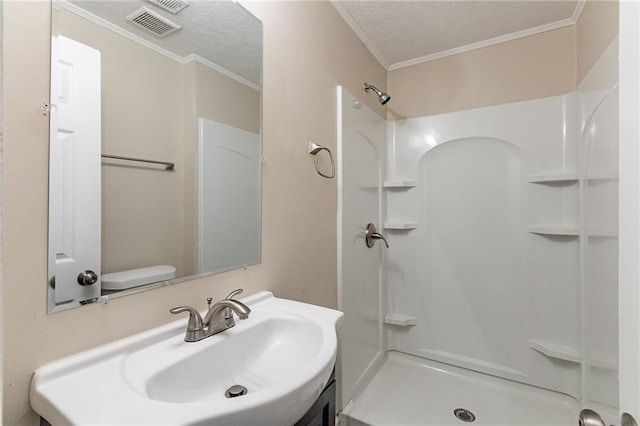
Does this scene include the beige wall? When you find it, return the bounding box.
[388,0,620,120]
[387,26,577,119]
[2,0,385,424]
[577,0,619,84]
[194,61,260,134]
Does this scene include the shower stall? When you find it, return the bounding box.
[337,37,620,426]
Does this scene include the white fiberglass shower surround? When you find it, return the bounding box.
[337,37,619,426]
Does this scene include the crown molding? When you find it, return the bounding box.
[572,0,587,22]
[388,17,577,71]
[183,54,260,91]
[330,0,389,70]
[331,0,586,72]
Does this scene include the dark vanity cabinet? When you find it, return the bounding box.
[294,374,336,426]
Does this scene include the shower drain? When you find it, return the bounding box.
[454,408,476,423]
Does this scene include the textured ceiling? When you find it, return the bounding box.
[333,0,582,70]
[64,0,262,85]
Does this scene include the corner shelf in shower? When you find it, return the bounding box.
[528,225,617,238]
[384,221,418,230]
[384,313,418,326]
[529,339,616,370]
[528,173,618,183]
[384,180,417,188]
[528,225,579,236]
[529,339,579,363]
[528,173,578,183]
[357,181,418,190]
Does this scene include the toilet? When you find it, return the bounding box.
[101,265,177,291]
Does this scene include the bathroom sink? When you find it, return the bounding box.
[129,317,324,404]
[30,292,343,425]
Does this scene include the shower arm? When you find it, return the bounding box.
[364,83,381,95]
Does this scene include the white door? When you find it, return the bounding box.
[619,1,640,422]
[48,35,101,312]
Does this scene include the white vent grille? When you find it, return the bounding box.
[147,0,189,14]
[125,6,181,37]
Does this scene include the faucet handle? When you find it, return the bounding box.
[169,306,204,331]
[225,288,243,300]
[170,306,207,342]
[206,297,213,310]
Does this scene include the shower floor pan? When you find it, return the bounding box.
[340,351,579,426]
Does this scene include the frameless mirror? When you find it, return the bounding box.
[47,0,262,313]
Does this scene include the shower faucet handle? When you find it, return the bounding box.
[578,409,606,426]
[365,223,389,248]
[371,231,390,248]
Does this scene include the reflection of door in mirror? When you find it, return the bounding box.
[48,35,102,313]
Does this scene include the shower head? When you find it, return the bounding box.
[364,82,391,105]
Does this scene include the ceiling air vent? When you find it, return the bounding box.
[146,0,189,14]
[125,6,181,37]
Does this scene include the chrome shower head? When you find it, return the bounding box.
[364,82,391,105]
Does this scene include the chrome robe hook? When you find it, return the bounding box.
[308,142,335,179]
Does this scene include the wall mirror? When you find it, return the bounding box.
[47,0,262,313]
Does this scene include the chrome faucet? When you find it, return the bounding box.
[170,289,251,342]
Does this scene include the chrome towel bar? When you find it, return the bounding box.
[101,154,175,170]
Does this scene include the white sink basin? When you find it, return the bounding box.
[30,292,343,425]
